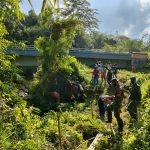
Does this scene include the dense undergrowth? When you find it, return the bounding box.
[0,101,106,150]
[1,9,107,150]
[30,56,92,113]
[1,65,150,150]
[0,48,105,149]
[1,1,150,149]
[1,12,150,150]
[95,69,150,150]
[119,70,150,150]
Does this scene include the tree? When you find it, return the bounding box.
[91,32,115,49]
[0,1,25,104]
[116,36,143,52]
[40,0,67,11]
[23,10,38,27]
[29,0,98,31]
[29,0,96,109]
[2,0,98,45]
[3,9,51,45]
[0,0,22,21]
[28,0,67,12]
[74,31,94,48]
[22,10,51,44]
[61,0,98,31]
[0,0,21,81]
[0,0,25,45]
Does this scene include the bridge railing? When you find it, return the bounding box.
[9,45,35,51]
[26,45,35,50]
[70,47,132,54]
[10,45,127,53]
[8,45,148,56]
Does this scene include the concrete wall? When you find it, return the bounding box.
[70,50,131,60]
[131,52,148,67]
[12,56,40,67]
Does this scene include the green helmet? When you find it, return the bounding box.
[111,78,118,87]
[130,76,136,82]
[111,78,118,83]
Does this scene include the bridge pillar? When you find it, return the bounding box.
[131,52,148,67]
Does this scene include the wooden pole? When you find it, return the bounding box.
[91,100,94,119]
[57,111,62,150]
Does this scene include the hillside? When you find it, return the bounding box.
[1,67,150,150]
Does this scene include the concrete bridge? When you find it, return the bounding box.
[7,46,148,68]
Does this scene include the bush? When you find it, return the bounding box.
[95,136,109,150]
[30,56,91,113]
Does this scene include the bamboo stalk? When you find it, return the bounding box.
[88,133,104,150]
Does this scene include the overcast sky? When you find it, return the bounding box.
[20,0,150,40]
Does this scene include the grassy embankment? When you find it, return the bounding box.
[1,61,150,150]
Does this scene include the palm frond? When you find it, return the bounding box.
[15,0,20,19]
[63,0,68,8]
[47,0,55,8]
[27,0,67,13]
[28,0,34,10]
[53,0,57,7]
[41,0,47,12]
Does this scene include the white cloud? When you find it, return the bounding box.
[137,0,150,11]
[122,24,134,37]
[138,0,150,5]
[142,26,150,34]
[146,15,150,24]
[140,27,150,41]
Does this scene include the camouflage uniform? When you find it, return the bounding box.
[106,79,124,132]
[127,77,141,120]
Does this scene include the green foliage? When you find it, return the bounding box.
[0,104,48,150]
[1,1,150,150]
[101,35,144,52]
[141,80,150,99]
[74,31,150,52]
[4,9,51,45]
[63,0,98,30]
[120,96,150,150]
[35,16,78,68]
[0,10,38,149]
[30,55,90,112]
[4,0,98,45]
[76,122,98,140]
[0,23,26,105]
[95,136,109,150]
[0,0,22,21]
[110,70,150,150]
[74,31,94,48]
[0,105,106,150]
[0,23,12,51]
[92,32,113,49]
[30,14,90,111]
[0,1,104,150]
[37,0,98,30]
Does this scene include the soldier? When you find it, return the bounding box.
[97,96,106,120]
[106,78,124,132]
[107,69,113,86]
[127,77,141,121]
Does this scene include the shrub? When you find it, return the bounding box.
[95,136,109,150]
